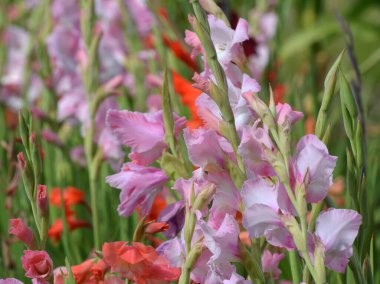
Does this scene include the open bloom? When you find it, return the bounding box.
[106,163,168,217]
[106,110,186,165]
[185,15,248,67]
[102,242,180,283]
[21,250,53,281]
[314,209,361,272]
[242,177,295,249]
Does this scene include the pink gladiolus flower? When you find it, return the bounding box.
[186,15,248,67]
[8,219,36,249]
[315,209,361,272]
[106,110,186,166]
[21,250,53,281]
[262,250,285,279]
[242,178,295,249]
[238,122,275,177]
[106,163,169,217]
[293,134,337,203]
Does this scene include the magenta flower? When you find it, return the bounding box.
[106,163,168,217]
[315,209,361,272]
[8,219,36,249]
[21,250,53,281]
[261,250,285,279]
[242,178,295,249]
[107,110,186,166]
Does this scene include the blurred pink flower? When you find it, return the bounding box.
[8,219,36,249]
[261,250,285,279]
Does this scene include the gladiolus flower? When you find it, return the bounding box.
[314,209,361,272]
[0,279,24,284]
[8,218,36,249]
[106,109,186,166]
[48,218,91,242]
[102,242,181,283]
[106,163,169,217]
[144,222,169,234]
[21,250,53,281]
[163,36,198,71]
[50,186,85,208]
[172,71,203,129]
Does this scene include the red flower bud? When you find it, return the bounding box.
[37,185,48,216]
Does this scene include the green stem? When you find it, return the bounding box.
[289,250,302,284]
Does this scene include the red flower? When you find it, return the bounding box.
[172,70,203,129]
[162,35,198,71]
[48,186,89,241]
[48,218,91,242]
[50,187,85,208]
[102,242,180,284]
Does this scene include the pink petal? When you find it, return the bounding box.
[315,209,361,272]
[294,135,337,203]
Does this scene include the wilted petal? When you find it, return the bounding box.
[315,209,361,272]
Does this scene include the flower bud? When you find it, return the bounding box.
[184,242,204,269]
[37,184,48,216]
[17,152,26,170]
[314,241,326,283]
[144,222,169,234]
[192,184,216,212]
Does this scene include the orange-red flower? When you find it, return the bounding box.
[172,70,203,129]
[144,193,167,222]
[48,218,91,242]
[48,187,89,241]
[162,35,198,71]
[50,186,85,208]
[102,241,180,284]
